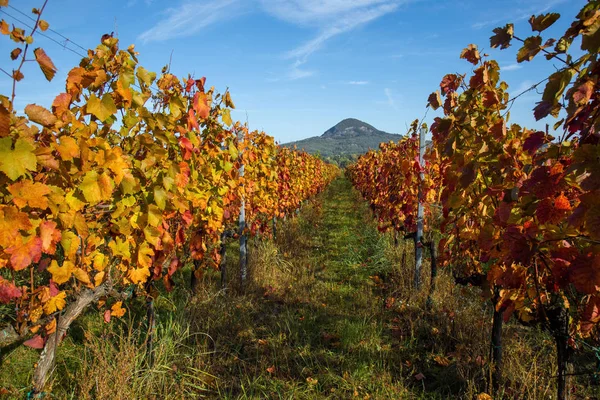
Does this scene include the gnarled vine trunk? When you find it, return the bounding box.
[33,283,110,393]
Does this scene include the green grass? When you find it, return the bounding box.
[1,177,598,399]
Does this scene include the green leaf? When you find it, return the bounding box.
[136,66,156,87]
[87,93,117,122]
[154,187,167,210]
[0,137,37,180]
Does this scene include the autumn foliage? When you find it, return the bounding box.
[0,2,337,374]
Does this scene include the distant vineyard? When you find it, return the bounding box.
[348,5,600,400]
[0,3,337,394]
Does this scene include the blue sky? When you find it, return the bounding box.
[0,0,586,143]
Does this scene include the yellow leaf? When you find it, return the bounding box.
[110,301,126,318]
[147,204,162,227]
[0,137,37,181]
[29,306,43,323]
[94,271,105,287]
[79,171,115,204]
[93,253,106,271]
[128,266,150,285]
[86,93,117,122]
[73,268,91,285]
[60,231,79,260]
[109,237,131,260]
[47,260,75,284]
[222,109,232,126]
[43,290,66,314]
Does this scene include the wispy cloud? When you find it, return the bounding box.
[138,0,244,43]
[385,88,398,110]
[347,81,369,85]
[278,1,406,70]
[288,59,315,80]
[501,63,522,71]
[138,0,409,79]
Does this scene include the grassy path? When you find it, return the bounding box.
[209,177,413,399]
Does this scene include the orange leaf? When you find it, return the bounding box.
[193,92,210,119]
[0,104,9,138]
[110,301,126,318]
[7,180,51,209]
[0,206,32,248]
[39,221,61,254]
[6,236,42,271]
[24,104,56,127]
[34,48,57,81]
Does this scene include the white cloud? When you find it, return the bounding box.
[138,0,244,43]
[138,0,409,79]
[347,81,369,85]
[281,1,405,65]
[385,88,398,110]
[288,59,315,80]
[501,63,522,71]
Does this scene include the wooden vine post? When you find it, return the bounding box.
[414,125,426,290]
[238,130,248,286]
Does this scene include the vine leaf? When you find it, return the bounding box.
[0,137,37,180]
[517,36,542,62]
[34,48,57,81]
[25,104,56,127]
[529,13,560,32]
[490,24,514,49]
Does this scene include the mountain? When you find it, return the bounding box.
[283,118,403,159]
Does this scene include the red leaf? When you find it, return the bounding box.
[0,277,21,303]
[104,309,111,323]
[523,131,547,155]
[440,74,462,95]
[24,335,45,349]
[179,137,193,161]
[460,44,480,65]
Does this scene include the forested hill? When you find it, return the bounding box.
[283,118,403,159]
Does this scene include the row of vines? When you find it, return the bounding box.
[348,3,600,399]
[0,1,338,394]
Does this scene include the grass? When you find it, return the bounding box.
[1,177,599,399]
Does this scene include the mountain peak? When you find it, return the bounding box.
[321,118,388,138]
[283,118,401,159]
